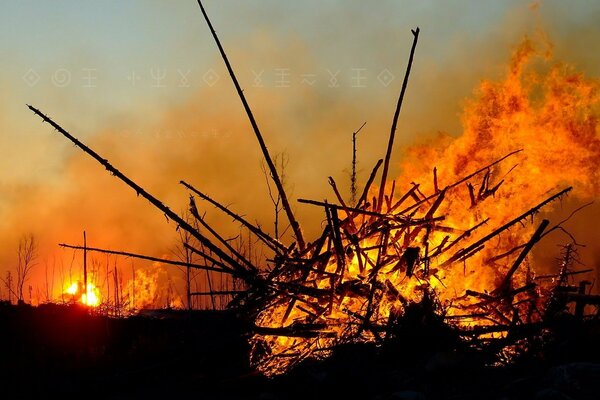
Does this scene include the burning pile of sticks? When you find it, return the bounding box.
[27,0,599,377]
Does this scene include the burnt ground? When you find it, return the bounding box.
[1,302,599,400]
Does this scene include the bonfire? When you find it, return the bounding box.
[27,1,600,377]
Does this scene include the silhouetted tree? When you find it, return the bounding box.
[16,234,38,303]
[262,152,290,241]
[1,271,16,303]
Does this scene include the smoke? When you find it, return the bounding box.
[0,1,598,305]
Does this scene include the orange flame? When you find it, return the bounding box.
[64,281,101,307]
[250,34,600,375]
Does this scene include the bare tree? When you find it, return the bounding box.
[262,152,290,241]
[1,271,16,303]
[16,234,38,303]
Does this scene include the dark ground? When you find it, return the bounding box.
[1,302,599,400]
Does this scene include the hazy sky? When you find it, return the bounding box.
[0,1,599,302]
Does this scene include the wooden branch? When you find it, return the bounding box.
[297,198,441,226]
[351,121,367,205]
[196,1,305,250]
[388,184,419,213]
[399,149,523,215]
[498,219,549,290]
[327,176,358,232]
[181,180,286,253]
[183,244,240,276]
[191,290,245,296]
[377,27,420,211]
[442,187,572,267]
[188,196,257,272]
[535,269,593,280]
[58,243,227,274]
[29,105,249,279]
[357,159,383,209]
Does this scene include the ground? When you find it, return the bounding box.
[0,302,599,399]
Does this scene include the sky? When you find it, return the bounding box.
[0,1,599,304]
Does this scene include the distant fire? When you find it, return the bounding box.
[65,281,101,307]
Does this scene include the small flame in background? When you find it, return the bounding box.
[64,281,101,307]
[59,264,184,313]
[250,34,600,375]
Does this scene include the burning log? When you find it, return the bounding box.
[496,219,550,292]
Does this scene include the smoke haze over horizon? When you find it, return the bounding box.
[0,1,599,305]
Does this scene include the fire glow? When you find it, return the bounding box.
[26,2,600,378]
[65,281,100,307]
[247,36,600,375]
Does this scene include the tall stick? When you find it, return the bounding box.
[188,196,257,272]
[351,122,367,205]
[498,219,549,291]
[196,1,305,250]
[28,105,250,278]
[181,180,286,253]
[377,27,420,212]
[59,243,232,275]
[357,159,383,209]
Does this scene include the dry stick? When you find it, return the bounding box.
[181,180,286,253]
[59,243,229,274]
[440,218,490,255]
[399,149,523,215]
[486,202,592,264]
[28,105,250,279]
[497,219,549,291]
[188,196,257,272]
[351,121,367,205]
[535,269,593,280]
[196,0,305,251]
[357,159,383,209]
[297,198,443,226]
[385,180,396,211]
[183,243,236,274]
[328,176,358,232]
[406,188,446,243]
[388,184,420,213]
[377,27,420,212]
[191,290,245,296]
[442,187,572,267]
